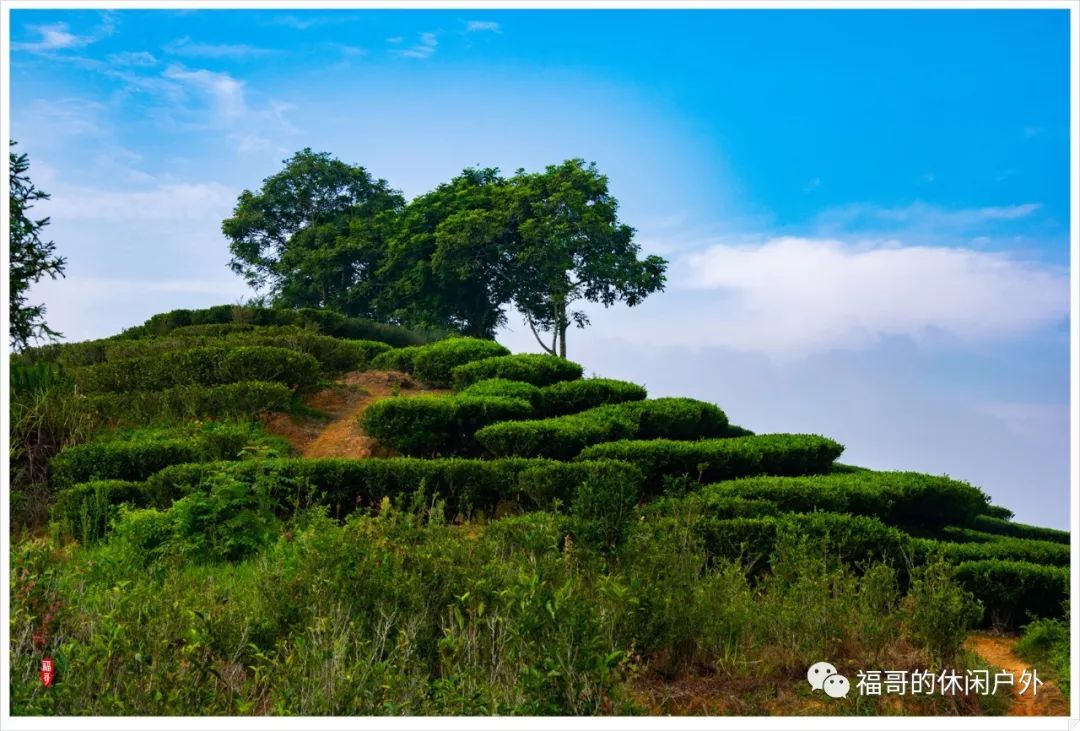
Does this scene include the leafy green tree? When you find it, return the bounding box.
[510,159,667,358]
[379,168,517,338]
[9,141,66,350]
[222,148,403,316]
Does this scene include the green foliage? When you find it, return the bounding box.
[970,514,1069,545]
[902,558,983,667]
[1016,618,1071,701]
[360,394,532,456]
[50,422,291,488]
[72,346,321,393]
[410,337,510,387]
[578,434,844,492]
[9,140,66,350]
[912,536,1069,567]
[51,480,149,544]
[450,353,583,388]
[953,560,1069,627]
[535,378,647,416]
[222,148,404,316]
[459,378,543,407]
[570,463,642,551]
[475,397,729,460]
[81,381,294,425]
[370,345,422,372]
[700,471,990,530]
[117,304,436,347]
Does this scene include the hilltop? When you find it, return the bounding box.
[9,305,1070,716]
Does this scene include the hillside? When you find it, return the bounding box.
[9,305,1071,716]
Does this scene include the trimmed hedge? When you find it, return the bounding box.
[81,381,293,424]
[141,456,644,519]
[577,434,844,491]
[954,560,1069,626]
[370,346,421,373]
[912,536,1069,567]
[535,378,646,417]
[411,338,511,387]
[360,395,532,456]
[700,472,990,530]
[695,512,911,570]
[50,423,290,487]
[72,346,321,393]
[971,515,1069,545]
[475,398,729,460]
[460,378,543,407]
[450,354,583,389]
[51,480,150,541]
[116,305,439,347]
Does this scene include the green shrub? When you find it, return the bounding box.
[578,434,844,492]
[50,422,290,487]
[142,456,644,520]
[902,558,983,667]
[700,472,990,530]
[475,398,729,460]
[534,377,646,416]
[73,346,321,393]
[81,381,294,425]
[117,305,438,347]
[51,480,150,544]
[912,536,1069,567]
[450,354,583,389]
[971,514,1069,545]
[516,460,643,510]
[370,345,422,373]
[571,463,642,550]
[1016,618,1071,700]
[411,338,510,387]
[460,378,543,407]
[981,504,1015,520]
[954,560,1068,627]
[360,395,532,456]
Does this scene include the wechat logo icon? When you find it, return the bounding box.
[807,661,850,698]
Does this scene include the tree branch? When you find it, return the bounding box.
[524,312,557,356]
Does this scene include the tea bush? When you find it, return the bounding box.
[578,434,844,492]
[699,472,990,530]
[450,353,584,389]
[73,346,321,393]
[1016,618,1071,700]
[535,378,647,416]
[902,558,983,667]
[411,338,511,386]
[912,536,1070,567]
[370,345,422,372]
[360,394,532,456]
[475,398,729,459]
[51,479,150,544]
[953,560,1069,627]
[81,381,294,425]
[970,514,1069,545]
[50,422,291,487]
[460,378,543,407]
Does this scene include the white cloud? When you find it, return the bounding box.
[14,14,115,53]
[395,32,438,59]
[667,236,1068,354]
[164,36,274,59]
[465,21,502,33]
[162,64,247,122]
[107,51,158,67]
[42,181,237,221]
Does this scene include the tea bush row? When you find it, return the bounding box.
[450,354,584,389]
[578,434,844,492]
[72,346,321,393]
[115,304,439,347]
[912,536,1069,567]
[361,395,533,456]
[460,377,649,416]
[79,381,294,425]
[970,514,1069,545]
[698,472,990,530]
[475,398,730,459]
[954,560,1069,626]
[50,422,291,487]
[369,337,510,386]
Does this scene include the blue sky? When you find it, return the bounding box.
[8,8,1072,527]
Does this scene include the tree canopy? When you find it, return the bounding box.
[223,151,668,356]
[9,141,66,351]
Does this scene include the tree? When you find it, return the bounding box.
[509,159,667,358]
[379,168,518,338]
[9,141,66,350]
[222,148,403,316]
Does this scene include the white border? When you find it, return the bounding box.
[0,1,1077,730]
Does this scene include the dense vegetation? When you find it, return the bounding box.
[8,306,1071,716]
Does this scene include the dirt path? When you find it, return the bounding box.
[264,370,446,459]
[966,633,1069,716]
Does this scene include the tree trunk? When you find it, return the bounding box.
[556,297,568,359]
